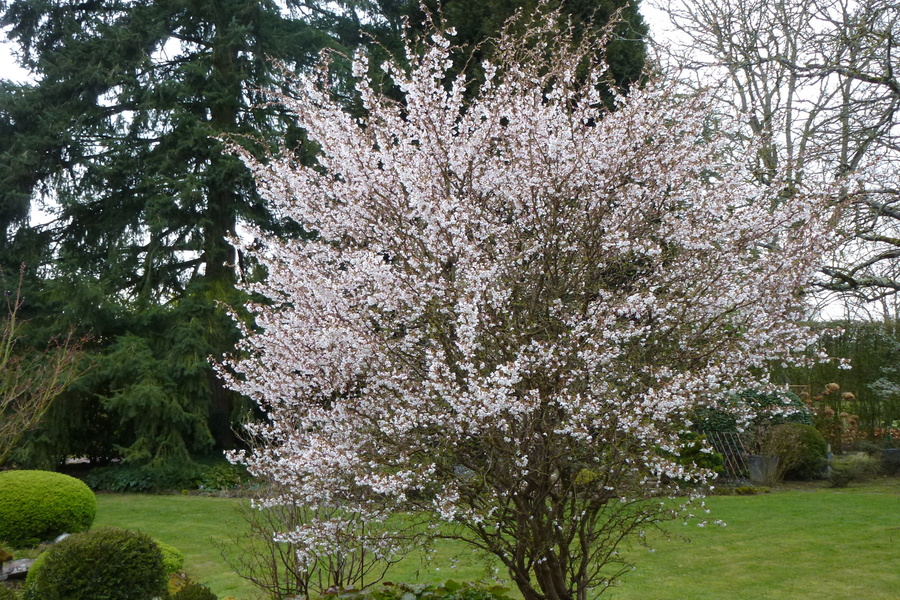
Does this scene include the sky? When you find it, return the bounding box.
[0,35,29,83]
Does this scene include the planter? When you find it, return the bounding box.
[748,454,780,485]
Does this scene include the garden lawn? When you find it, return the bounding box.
[93,478,900,600]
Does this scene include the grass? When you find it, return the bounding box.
[88,478,900,600]
[93,493,250,598]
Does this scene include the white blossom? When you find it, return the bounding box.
[221,10,838,600]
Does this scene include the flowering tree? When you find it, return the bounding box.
[224,13,838,600]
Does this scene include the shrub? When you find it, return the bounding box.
[24,527,166,600]
[198,463,246,491]
[828,453,881,488]
[156,540,185,574]
[695,389,813,433]
[882,449,900,476]
[84,463,206,493]
[322,581,515,600]
[673,433,725,478]
[0,470,96,548]
[762,423,827,481]
[172,582,218,600]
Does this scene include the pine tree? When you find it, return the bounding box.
[0,0,647,467]
[410,0,647,100]
[0,0,404,465]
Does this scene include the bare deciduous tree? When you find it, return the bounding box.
[658,0,900,307]
[0,266,84,465]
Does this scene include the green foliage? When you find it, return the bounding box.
[763,423,828,481]
[0,0,404,467]
[674,432,725,477]
[0,470,96,548]
[0,266,84,467]
[84,462,207,493]
[83,460,247,493]
[172,581,218,600]
[411,0,647,106]
[828,453,881,488]
[156,540,185,574]
[198,462,247,491]
[0,584,19,600]
[323,581,515,600]
[24,527,167,600]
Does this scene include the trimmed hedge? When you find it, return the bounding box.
[172,582,218,600]
[156,540,185,573]
[0,470,96,548]
[25,527,167,600]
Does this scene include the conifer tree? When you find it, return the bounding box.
[0,0,646,466]
[0,0,404,464]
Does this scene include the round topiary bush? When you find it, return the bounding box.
[172,582,218,600]
[156,540,185,574]
[0,470,97,548]
[764,423,828,480]
[25,527,167,600]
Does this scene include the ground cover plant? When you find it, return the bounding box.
[84,480,900,600]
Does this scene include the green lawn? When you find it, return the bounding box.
[92,478,900,600]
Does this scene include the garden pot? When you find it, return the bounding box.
[748,454,779,485]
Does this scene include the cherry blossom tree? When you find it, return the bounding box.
[223,13,839,600]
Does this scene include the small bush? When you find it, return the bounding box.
[172,582,218,600]
[828,453,881,488]
[156,540,185,573]
[84,463,206,493]
[322,581,515,600]
[168,572,192,597]
[763,423,827,481]
[25,527,166,600]
[674,433,725,478]
[0,470,96,548]
[882,449,900,476]
[198,463,246,491]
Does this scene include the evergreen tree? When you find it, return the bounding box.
[0,0,405,465]
[0,0,646,467]
[410,0,647,99]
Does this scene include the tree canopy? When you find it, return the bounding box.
[225,12,836,599]
[0,1,648,468]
